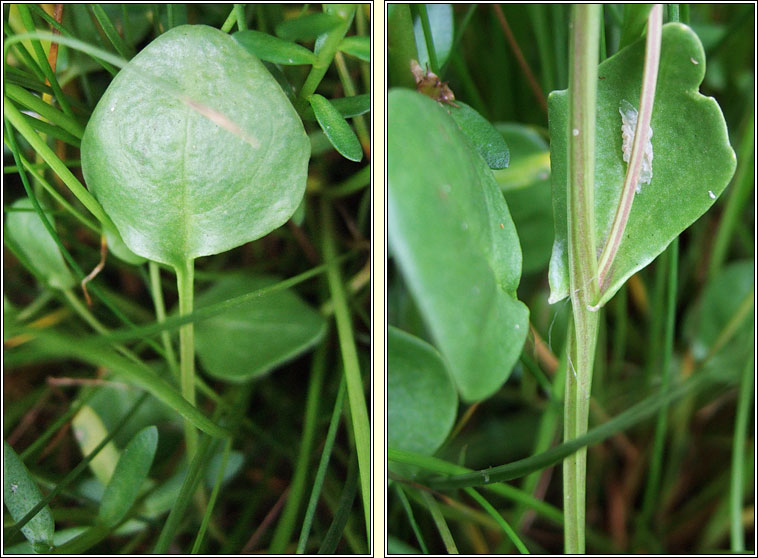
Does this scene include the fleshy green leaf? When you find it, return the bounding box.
[388,326,457,456]
[388,89,529,402]
[81,25,310,269]
[301,94,370,121]
[446,102,510,170]
[548,23,737,307]
[4,441,55,550]
[4,198,75,290]
[413,4,454,70]
[194,275,327,382]
[309,93,363,162]
[339,35,370,61]
[619,4,654,50]
[98,426,158,527]
[233,30,317,65]
[275,12,342,42]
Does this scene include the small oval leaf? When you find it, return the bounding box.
[4,441,55,549]
[446,102,510,170]
[98,426,158,527]
[388,326,457,456]
[195,275,327,382]
[339,35,370,61]
[309,94,363,162]
[5,198,75,290]
[233,30,317,65]
[302,94,370,121]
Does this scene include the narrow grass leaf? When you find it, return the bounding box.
[98,426,158,527]
[153,434,215,553]
[318,457,359,554]
[233,30,317,65]
[275,13,342,41]
[4,441,55,551]
[310,94,363,162]
[338,35,370,61]
[90,4,134,59]
[21,330,230,439]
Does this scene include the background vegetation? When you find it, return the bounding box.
[4,3,370,554]
[388,4,753,554]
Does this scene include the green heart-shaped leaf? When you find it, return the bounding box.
[3,441,55,550]
[5,198,75,290]
[388,326,457,456]
[548,23,737,307]
[81,25,310,269]
[194,275,327,382]
[389,89,529,402]
[98,426,158,527]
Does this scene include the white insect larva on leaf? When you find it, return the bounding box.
[619,99,654,193]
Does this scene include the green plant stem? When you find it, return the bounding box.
[296,374,346,553]
[270,341,328,553]
[220,7,237,33]
[639,238,678,528]
[191,437,232,554]
[394,484,429,553]
[416,4,439,74]
[296,6,355,112]
[730,350,754,552]
[149,262,178,378]
[564,5,601,553]
[333,51,370,153]
[465,488,529,554]
[176,259,198,459]
[421,491,458,553]
[708,106,754,279]
[233,4,247,31]
[320,199,371,542]
[595,5,663,296]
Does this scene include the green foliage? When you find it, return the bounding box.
[388,89,528,402]
[548,23,737,307]
[3,441,55,551]
[81,24,310,268]
[194,275,327,382]
[446,101,510,169]
[309,93,363,162]
[98,426,158,527]
[4,5,369,552]
[388,326,457,456]
[4,198,75,290]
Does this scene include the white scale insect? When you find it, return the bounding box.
[619,99,654,193]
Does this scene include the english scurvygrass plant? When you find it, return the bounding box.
[388,3,751,554]
[4,4,370,553]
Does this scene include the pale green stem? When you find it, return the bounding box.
[595,5,663,297]
[149,262,178,378]
[320,199,371,542]
[296,7,355,112]
[564,5,601,554]
[730,350,754,552]
[176,259,198,459]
